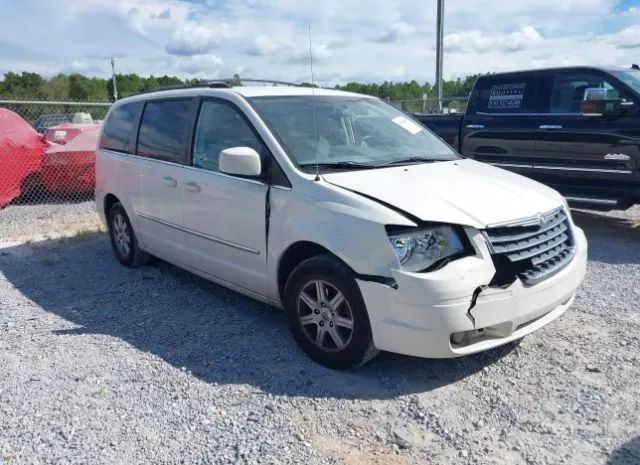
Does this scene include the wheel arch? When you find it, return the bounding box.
[103,193,120,219]
[277,241,357,301]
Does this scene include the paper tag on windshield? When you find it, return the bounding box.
[392,116,423,135]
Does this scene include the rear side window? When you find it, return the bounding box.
[137,99,192,163]
[474,77,537,114]
[100,101,142,153]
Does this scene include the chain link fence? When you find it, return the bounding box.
[0,99,110,243]
[390,96,469,114]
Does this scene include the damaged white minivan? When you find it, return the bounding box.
[96,83,587,369]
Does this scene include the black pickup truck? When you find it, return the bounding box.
[413,66,640,210]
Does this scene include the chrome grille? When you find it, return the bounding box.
[484,208,575,285]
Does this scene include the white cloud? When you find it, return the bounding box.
[166,23,222,56]
[66,60,106,75]
[178,54,223,75]
[391,66,408,79]
[608,26,640,49]
[0,0,638,86]
[373,22,414,43]
[445,26,543,53]
[246,34,283,56]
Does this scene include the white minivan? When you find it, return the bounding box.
[96,82,587,368]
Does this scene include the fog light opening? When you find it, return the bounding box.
[450,328,484,347]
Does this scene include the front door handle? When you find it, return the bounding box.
[184,181,201,193]
[539,124,563,130]
[162,176,177,187]
[466,124,484,129]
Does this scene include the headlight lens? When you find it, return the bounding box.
[388,226,466,272]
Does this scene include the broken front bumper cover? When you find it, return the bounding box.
[357,226,588,359]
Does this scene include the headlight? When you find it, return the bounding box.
[387,226,467,272]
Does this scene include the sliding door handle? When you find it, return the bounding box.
[184,181,201,193]
[162,176,177,187]
[466,124,484,129]
[539,125,563,130]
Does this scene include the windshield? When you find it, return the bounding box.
[611,69,640,94]
[248,96,458,170]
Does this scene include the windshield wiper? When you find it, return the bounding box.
[298,161,376,170]
[378,156,441,167]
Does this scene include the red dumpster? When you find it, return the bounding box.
[42,126,101,195]
[0,109,49,208]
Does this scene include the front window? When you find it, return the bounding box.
[248,96,458,171]
[192,99,266,173]
[547,72,630,114]
[610,69,640,94]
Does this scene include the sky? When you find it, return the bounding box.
[0,0,639,85]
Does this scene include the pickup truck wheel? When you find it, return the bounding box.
[108,202,149,267]
[283,255,378,369]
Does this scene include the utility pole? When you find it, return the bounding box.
[435,0,444,112]
[110,57,118,101]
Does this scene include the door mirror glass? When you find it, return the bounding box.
[583,87,607,102]
[219,147,262,177]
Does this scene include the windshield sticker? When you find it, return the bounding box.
[392,116,423,135]
[488,83,526,109]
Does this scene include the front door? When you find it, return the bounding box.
[134,98,194,264]
[181,98,269,296]
[461,73,540,177]
[534,70,640,202]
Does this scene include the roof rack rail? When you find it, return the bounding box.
[139,81,231,95]
[205,78,302,87]
[139,78,302,95]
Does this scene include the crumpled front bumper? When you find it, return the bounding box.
[357,226,587,358]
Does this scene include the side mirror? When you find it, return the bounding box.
[219,147,262,177]
[583,87,607,102]
[582,99,634,116]
[581,87,634,116]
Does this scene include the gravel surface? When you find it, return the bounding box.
[0,207,639,465]
[0,200,103,244]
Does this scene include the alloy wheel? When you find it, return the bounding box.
[112,213,131,258]
[296,279,355,352]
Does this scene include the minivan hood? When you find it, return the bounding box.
[323,158,563,229]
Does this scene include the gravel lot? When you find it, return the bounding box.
[0,207,639,465]
[0,199,103,244]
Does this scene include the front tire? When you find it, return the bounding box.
[108,202,149,267]
[283,255,378,369]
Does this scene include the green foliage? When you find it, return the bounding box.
[0,72,192,102]
[0,71,483,102]
[0,72,47,99]
[336,74,482,100]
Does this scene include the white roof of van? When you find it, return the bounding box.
[116,85,374,105]
[232,86,371,98]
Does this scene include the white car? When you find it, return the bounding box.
[95,83,587,369]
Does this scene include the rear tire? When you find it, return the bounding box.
[108,202,149,267]
[283,255,378,369]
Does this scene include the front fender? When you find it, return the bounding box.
[266,181,414,301]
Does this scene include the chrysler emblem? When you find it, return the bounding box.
[537,213,548,226]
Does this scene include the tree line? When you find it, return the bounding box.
[0,71,481,102]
